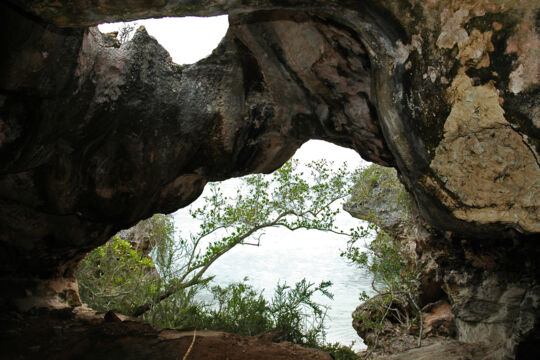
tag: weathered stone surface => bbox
[344,165,414,237]
[1,0,539,359]
[438,236,540,360]
[430,68,539,233]
[352,293,424,356]
[4,0,537,238]
[116,215,166,257]
[1,2,395,307]
[422,299,455,338]
[346,164,539,359]
[381,340,491,360]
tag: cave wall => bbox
[0,0,538,359]
[346,165,540,358]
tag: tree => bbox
[129,159,356,317]
[78,159,359,315]
[76,158,371,359]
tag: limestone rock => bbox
[344,165,414,237]
[421,299,455,338]
[381,340,491,360]
[116,215,170,257]
[352,293,419,355]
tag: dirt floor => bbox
[0,307,332,360]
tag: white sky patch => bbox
[98,16,229,65]
[293,140,368,170]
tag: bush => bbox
[197,280,273,336]
[76,235,158,313]
[157,278,333,346]
[342,224,421,350]
[173,278,361,359]
[269,279,332,346]
[320,342,363,360]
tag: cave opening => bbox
[97,15,229,65]
[75,139,375,351]
[2,6,422,356]
[177,140,374,350]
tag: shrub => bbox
[76,235,158,313]
[342,222,421,351]
[320,342,363,360]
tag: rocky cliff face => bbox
[1,1,538,359]
[346,165,540,359]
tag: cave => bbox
[0,1,538,359]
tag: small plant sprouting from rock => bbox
[343,227,421,349]
[118,22,138,44]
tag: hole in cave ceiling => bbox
[98,15,229,65]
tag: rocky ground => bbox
[0,307,332,360]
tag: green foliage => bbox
[344,228,416,296]
[269,279,333,346]
[320,342,363,360]
[77,158,367,356]
[195,280,273,336]
[76,235,158,313]
[78,159,356,318]
[142,285,206,329]
[347,164,412,221]
[180,278,333,347]
[149,214,177,280]
[77,214,174,314]
[148,159,356,308]
[159,278,361,358]
[342,224,421,350]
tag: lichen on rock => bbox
[430,71,540,233]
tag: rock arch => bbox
[1,1,538,359]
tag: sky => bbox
[98,16,229,64]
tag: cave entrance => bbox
[173,139,371,349]
[76,139,374,351]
